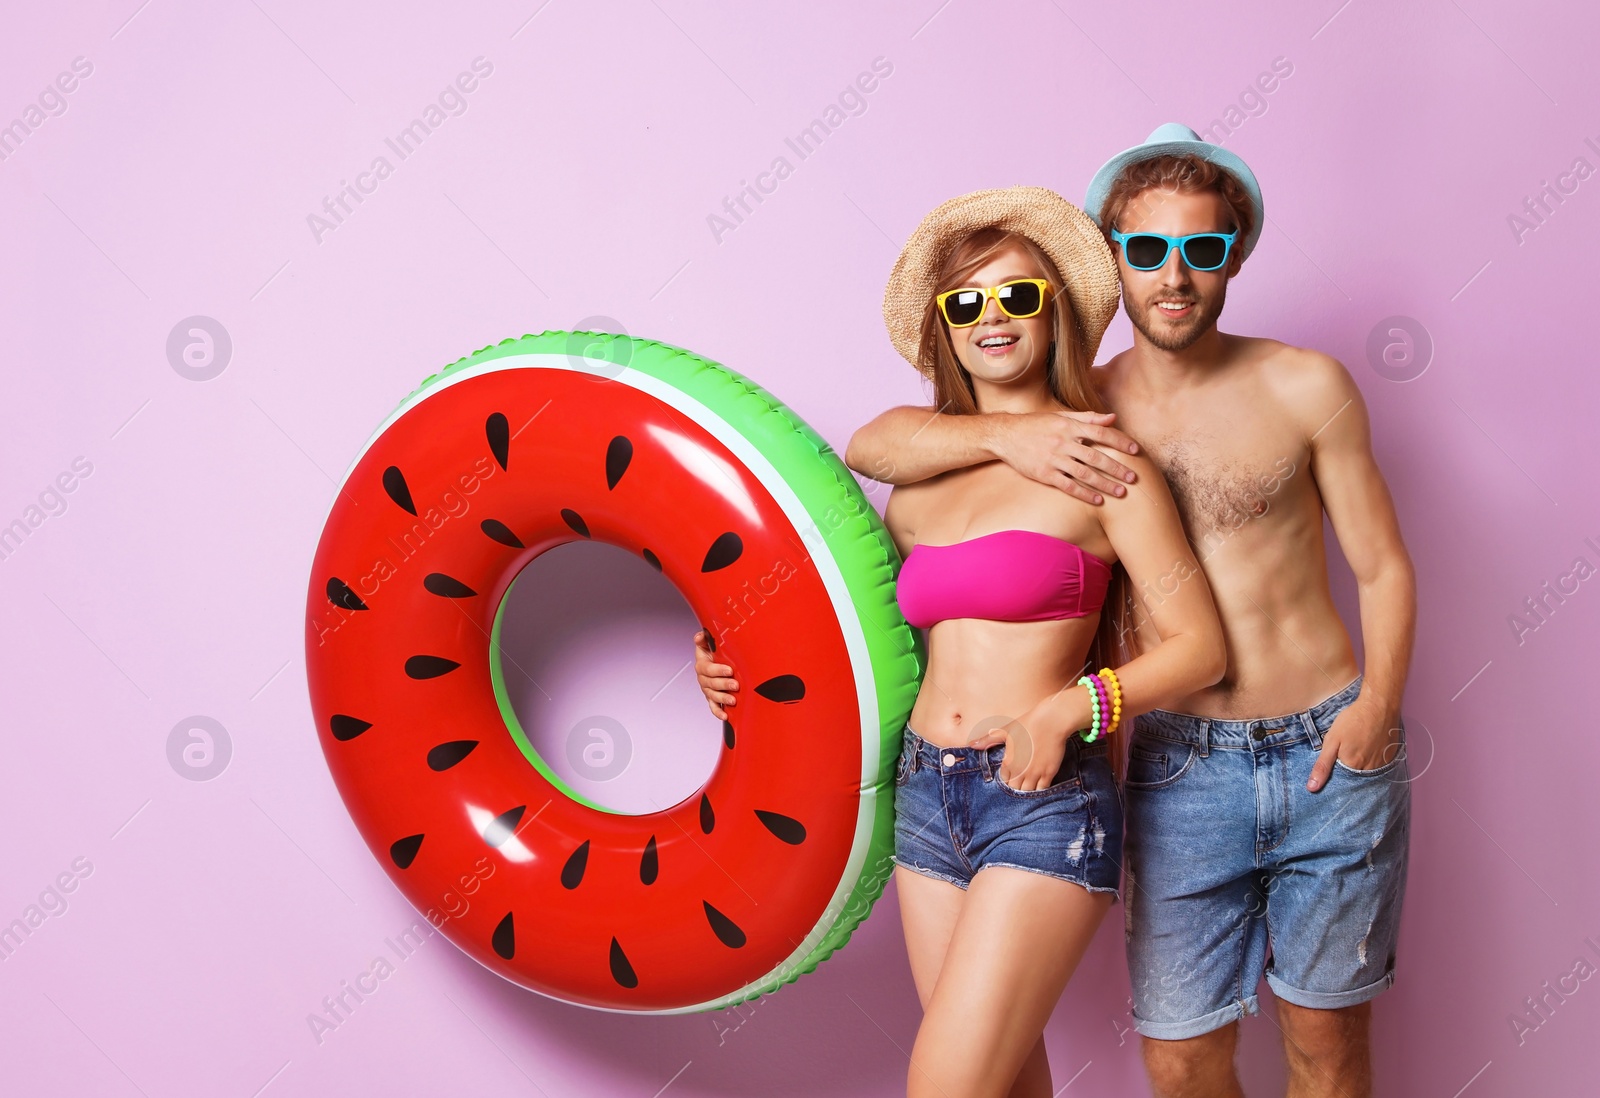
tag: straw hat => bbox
[882,185,1121,373]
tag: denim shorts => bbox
[891,722,1123,898]
[1123,675,1411,1040]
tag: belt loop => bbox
[906,727,921,773]
[978,745,994,781]
[1198,719,1211,758]
[1300,709,1322,749]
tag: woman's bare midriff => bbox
[905,614,1102,747]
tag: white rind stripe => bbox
[325,352,883,1015]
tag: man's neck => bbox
[1123,325,1230,392]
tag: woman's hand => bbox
[693,630,738,720]
[965,707,1074,792]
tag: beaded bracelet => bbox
[1091,674,1112,736]
[1097,666,1124,736]
[1077,674,1104,742]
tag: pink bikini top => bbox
[895,529,1113,629]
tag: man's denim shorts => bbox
[1123,675,1411,1040]
[891,722,1123,897]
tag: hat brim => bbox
[881,186,1121,373]
[1085,139,1265,260]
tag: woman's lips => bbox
[977,335,1020,356]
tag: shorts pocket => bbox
[894,745,913,787]
[991,758,1081,799]
[1124,738,1198,790]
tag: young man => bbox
[837,125,1415,1097]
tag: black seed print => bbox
[426,740,478,771]
[605,436,633,489]
[326,577,368,611]
[609,937,638,988]
[486,413,510,471]
[423,573,477,598]
[329,715,371,741]
[699,793,715,834]
[754,675,805,703]
[640,835,658,885]
[481,519,524,548]
[492,912,515,959]
[701,532,743,572]
[389,834,424,869]
[482,805,526,848]
[701,627,715,653]
[561,509,590,537]
[754,809,807,845]
[641,548,661,571]
[722,719,735,749]
[561,840,590,889]
[382,466,417,515]
[405,655,460,680]
[703,901,747,948]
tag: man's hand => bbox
[1307,694,1404,792]
[693,630,738,720]
[988,410,1142,505]
[845,404,1144,495]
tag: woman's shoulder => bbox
[1090,443,1178,532]
[1092,440,1167,488]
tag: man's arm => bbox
[1296,353,1417,791]
[843,404,1142,505]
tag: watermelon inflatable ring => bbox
[305,331,923,1013]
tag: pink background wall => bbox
[3,1,1596,1094]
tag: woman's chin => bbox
[965,355,1039,383]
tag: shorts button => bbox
[942,753,958,767]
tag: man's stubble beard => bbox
[1125,278,1229,352]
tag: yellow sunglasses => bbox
[934,278,1053,328]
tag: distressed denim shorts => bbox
[1123,675,1411,1040]
[891,723,1123,898]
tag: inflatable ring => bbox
[305,331,922,1013]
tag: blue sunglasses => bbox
[1111,229,1238,272]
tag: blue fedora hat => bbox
[1084,122,1265,261]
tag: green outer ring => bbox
[386,330,925,1007]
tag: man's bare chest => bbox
[1140,428,1310,548]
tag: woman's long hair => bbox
[916,227,1105,418]
[915,226,1141,776]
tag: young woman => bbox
[695,187,1225,1098]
